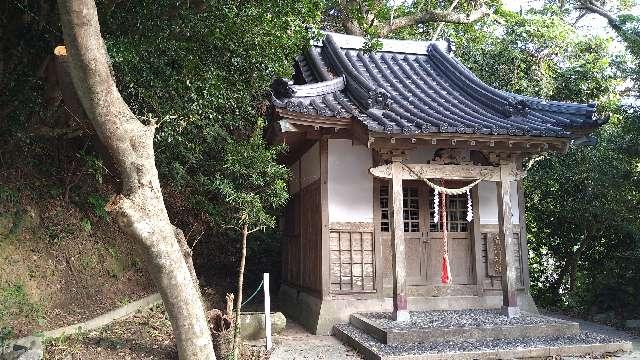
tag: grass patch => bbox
[0,281,43,328]
[105,245,126,279]
[0,326,13,347]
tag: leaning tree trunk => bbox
[232,224,249,360]
[56,1,216,359]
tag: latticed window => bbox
[380,186,390,232]
[403,187,420,232]
[330,231,375,292]
[379,185,420,233]
[429,189,469,232]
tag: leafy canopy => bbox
[98,0,323,230]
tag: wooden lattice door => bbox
[425,188,474,285]
[378,181,429,286]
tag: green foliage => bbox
[44,220,76,245]
[80,218,92,233]
[525,107,640,316]
[97,0,318,231]
[199,126,289,230]
[0,1,60,145]
[0,326,13,347]
[0,281,43,327]
[79,152,105,185]
[0,186,18,205]
[614,13,640,91]
[444,4,639,317]
[451,5,619,104]
[87,194,109,221]
[79,254,97,270]
[323,0,501,39]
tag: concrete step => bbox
[333,323,633,360]
[350,310,580,345]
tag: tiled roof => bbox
[271,32,603,138]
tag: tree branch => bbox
[248,226,264,234]
[339,0,365,36]
[380,4,491,36]
[574,1,617,24]
[431,0,461,41]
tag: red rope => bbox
[440,180,451,284]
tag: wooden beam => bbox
[390,160,409,321]
[369,163,526,182]
[320,139,330,299]
[372,180,385,300]
[516,162,531,291]
[472,186,484,296]
[497,162,519,317]
[369,132,569,147]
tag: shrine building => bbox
[266,32,603,335]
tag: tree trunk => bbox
[551,233,589,297]
[174,225,201,291]
[550,257,572,296]
[233,224,249,360]
[569,231,589,292]
[56,1,215,359]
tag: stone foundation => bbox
[350,310,579,344]
[278,284,539,335]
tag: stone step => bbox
[350,310,580,345]
[333,323,633,360]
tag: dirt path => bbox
[269,321,362,360]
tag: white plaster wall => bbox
[300,142,320,188]
[328,139,373,223]
[406,147,436,164]
[289,160,300,194]
[478,181,519,224]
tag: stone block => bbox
[0,337,43,360]
[239,312,286,340]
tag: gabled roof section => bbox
[271,32,603,138]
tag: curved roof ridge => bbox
[323,34,375,93]
[445,55,596,119]
[291,76,345,97]
[427,43,510,115]
[306,47,332,82]
[316,31,451,55]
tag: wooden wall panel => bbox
[299,181,323,292]
[329,223,376,294]
[282,194,300,285]
[282,180,322,293]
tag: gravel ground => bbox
[360,309,569,331]
[335,323,630,357]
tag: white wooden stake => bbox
[264,272,272,350]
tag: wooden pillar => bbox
[390,159,409,321]
[320,139,330,298]
[497,162,519,317]
[472,186,484,295]
[516,169,531,291]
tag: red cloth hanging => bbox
[441,254,451,284]
[440,183,452,284]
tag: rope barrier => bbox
[241,279,264,307]
[400,163,488,195]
